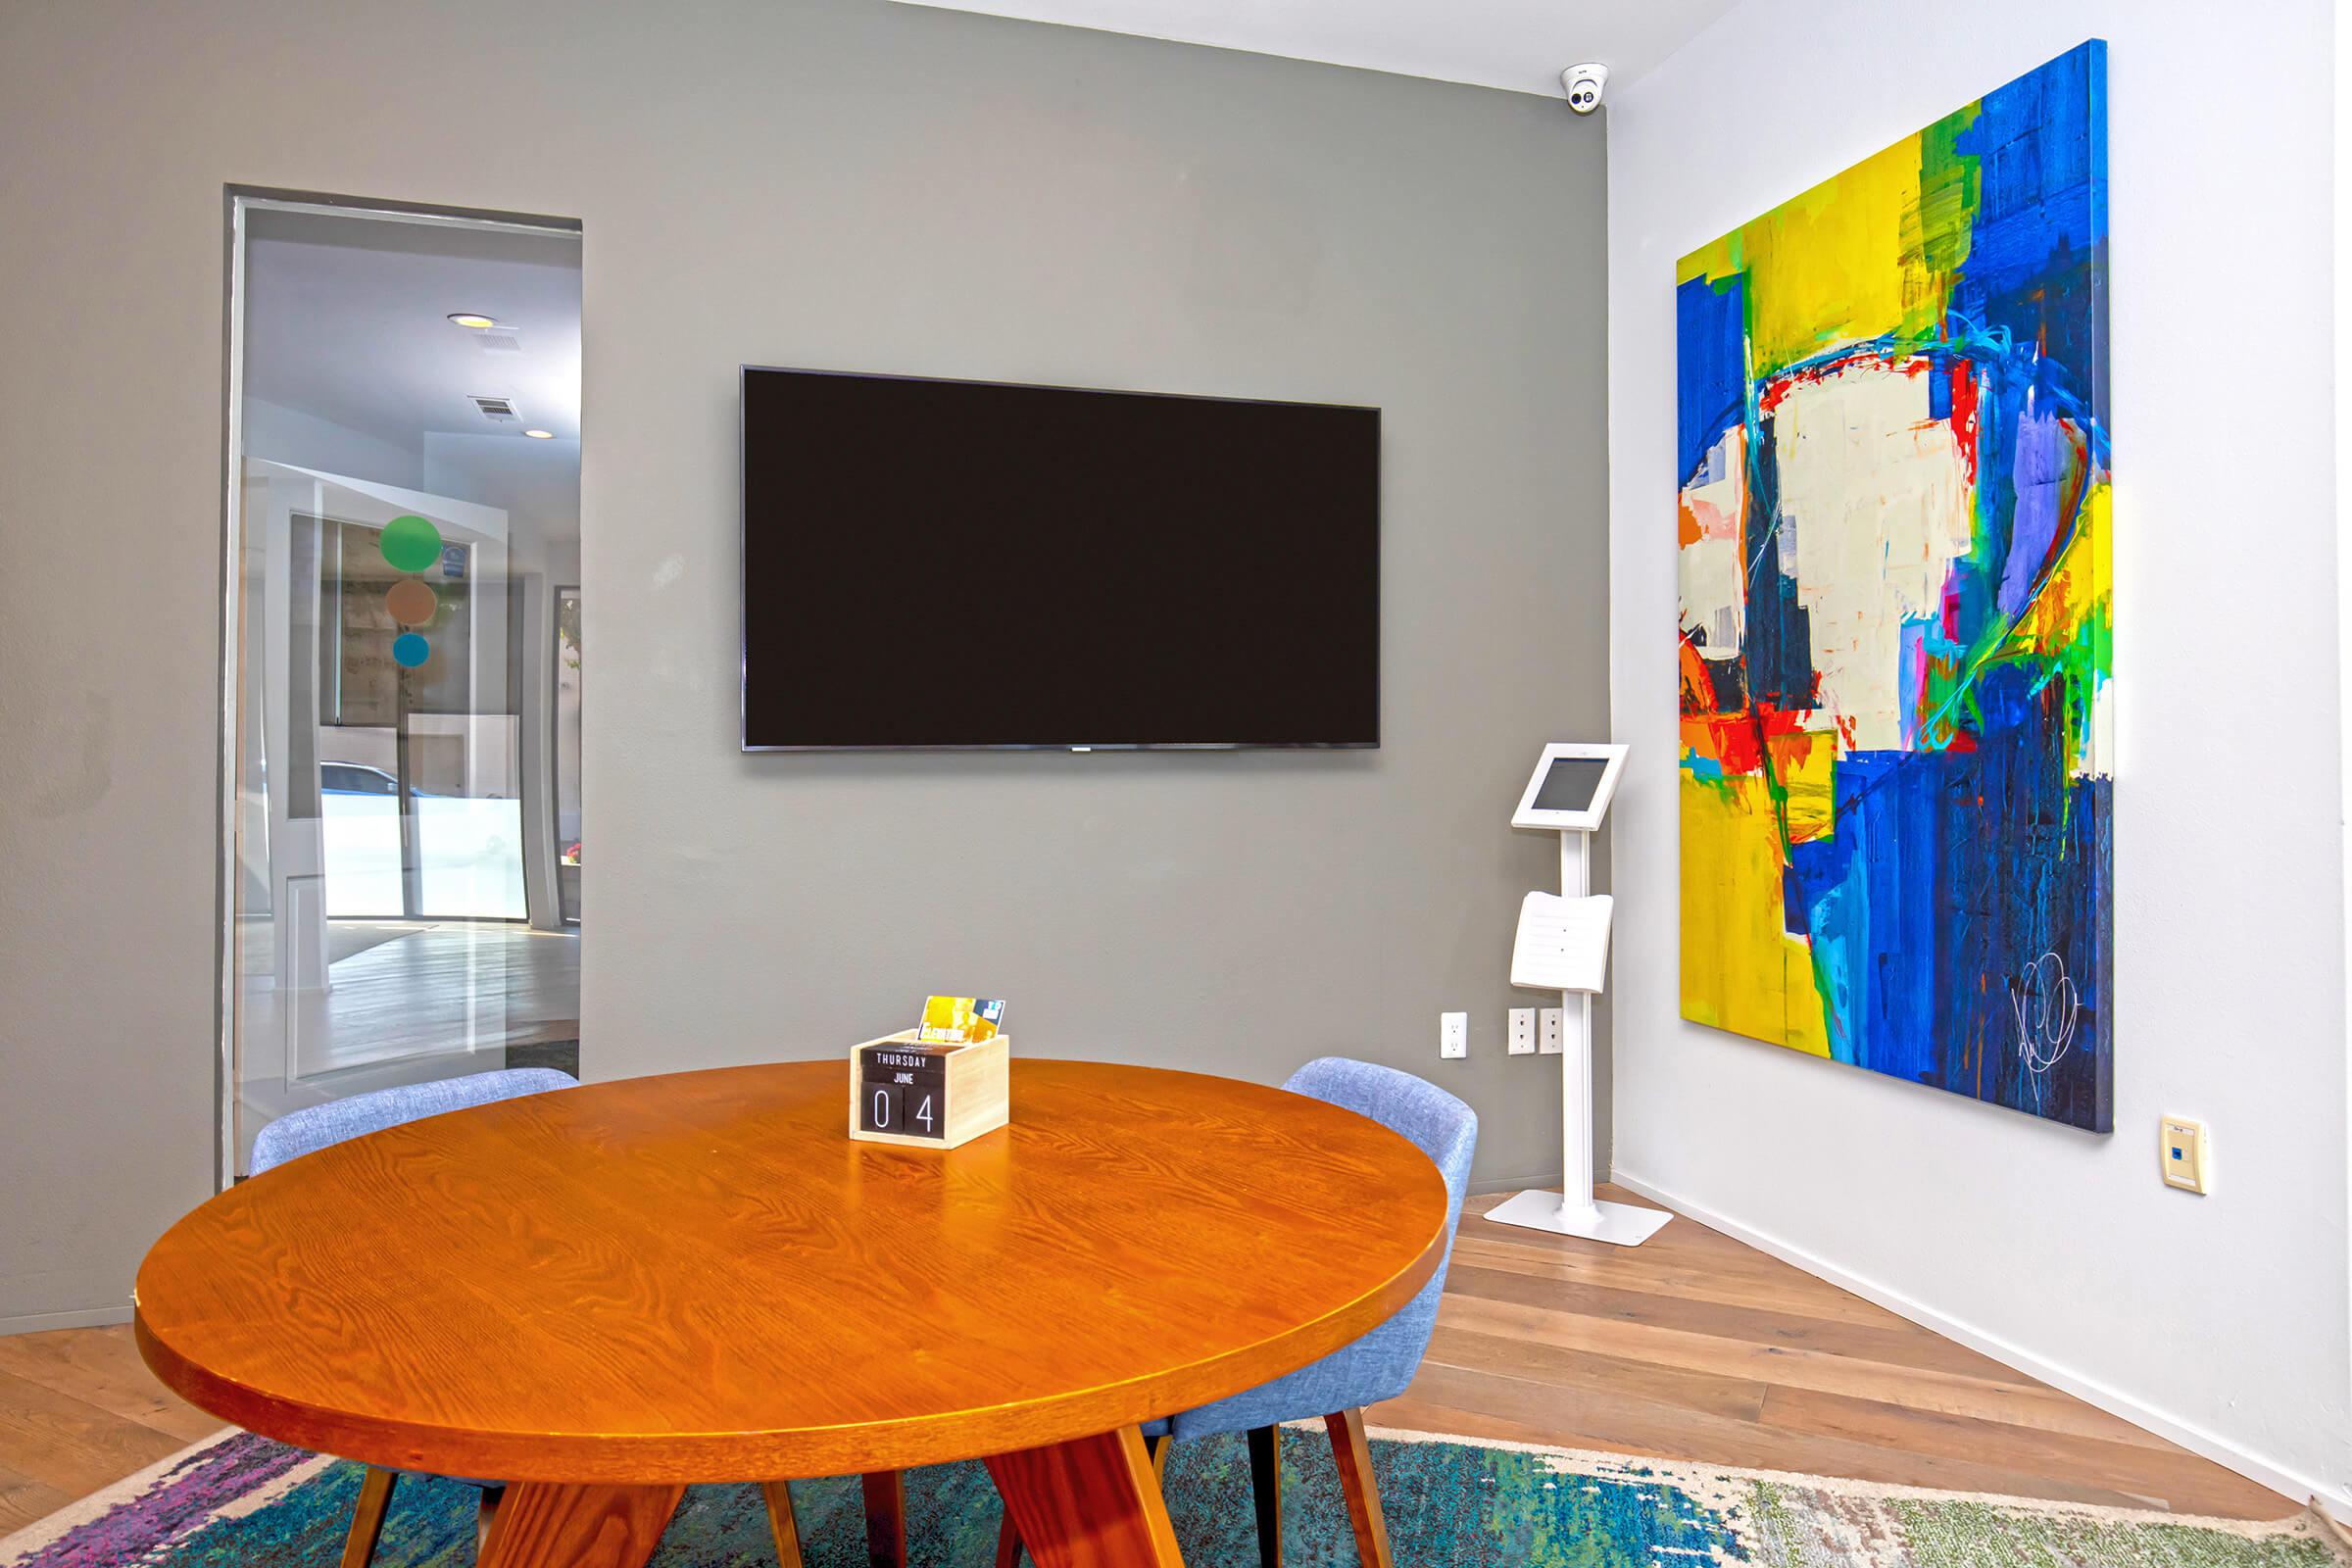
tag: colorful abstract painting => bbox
[1675,42,2112,1132]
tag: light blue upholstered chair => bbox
[997,1057,1478,1568]
[247,1068,578,1182]
[248,1069,599,1567]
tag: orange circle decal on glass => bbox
[385,579,437,626]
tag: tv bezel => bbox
[738,364,1382,754]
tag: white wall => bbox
[244,398,421,490]
[1607,0,2351,1514]
[2340,0,2352,1475]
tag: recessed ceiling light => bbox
[523,428,556,439]
[448,312,498,329]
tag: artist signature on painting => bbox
[2010,952,2080,1079]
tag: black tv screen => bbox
[741,368,1379,750]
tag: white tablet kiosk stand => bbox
[1486,743,1671,1248]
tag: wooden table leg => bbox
[861,1471,907,1568]
[985,1427,1185,1568]
[476,1482,683,1568]
[338,1465,395,1568]
[996,1433,1173,1568]
[760,1481,806,1568]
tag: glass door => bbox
[311,508,527,922]
[224,196,581,1176]
[235,463,521,1090]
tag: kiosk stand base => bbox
[1485,1188,1674,1248]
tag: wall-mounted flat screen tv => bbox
[741,367,1380,751]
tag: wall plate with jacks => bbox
[1538,1006,1564,1054]
[1507,1008,1537,1054]
[2160,1115,2210,1194]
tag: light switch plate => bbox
[1440,1011,1468,1059]
[1539,1007,1564,1054]
[2160,1115,2210,1194]
[1507,1008,1537,1055]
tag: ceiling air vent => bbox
[469,394,518,422]
[475,329,524,355]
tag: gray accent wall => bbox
[0,0,1608,1324]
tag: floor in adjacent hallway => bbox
[230,922,584,1171]
[0,1186,2297,1539]
[271,922,582,1075]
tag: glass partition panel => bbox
[226,198,580,1176]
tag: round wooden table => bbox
[135,1059,1449,1567]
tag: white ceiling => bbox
[891,0,1740,99]
[245,211,583,446]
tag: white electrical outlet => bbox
[1508,1008,1537,1054]
[1539,1006,1564,1054]
[1440,1011,1468,1059]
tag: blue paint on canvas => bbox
[1677,42,2113,1133]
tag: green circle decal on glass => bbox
[391,632,431,669]
[379,514,443,573]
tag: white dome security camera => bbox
[1562,62,1608,115]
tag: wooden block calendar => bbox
[847,1030,1010,1149]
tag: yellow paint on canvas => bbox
[1680,771,1831,1055]
[1773,727,1838,845]
[1678,131,1954,381]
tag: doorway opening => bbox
[220,193,583,1180]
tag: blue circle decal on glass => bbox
[391,632,431,669]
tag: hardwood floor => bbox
[1366,1187,2296,1520]
[0,1186,2296,1540]
[232,922,582,1173]
[0,1324,222,1534]
[270,922,582,1076]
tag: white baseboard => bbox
[0,1303,132,1337]
[1611,1167,2352,1525]
[1470,1171,1569,1197]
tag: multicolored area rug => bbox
[3,1424,2341,1567]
